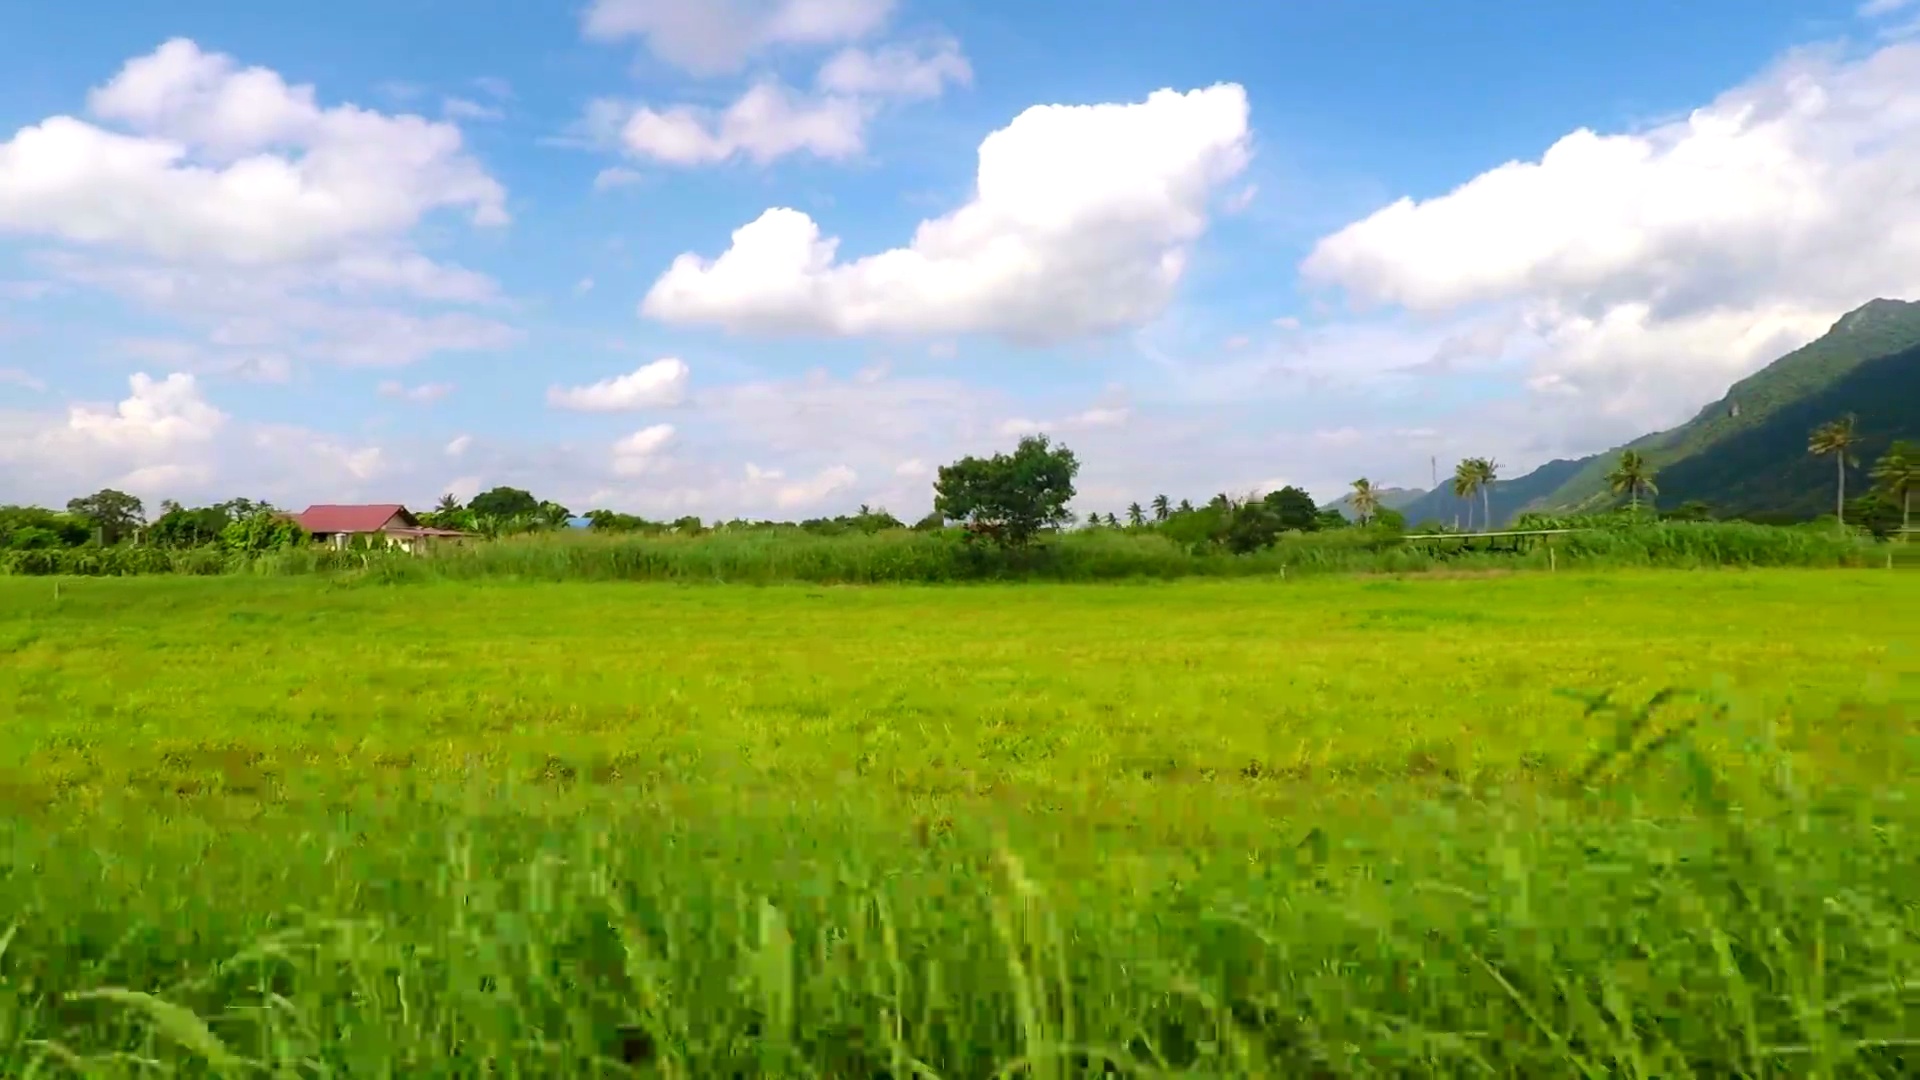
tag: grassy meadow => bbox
[0,569,1916,1075]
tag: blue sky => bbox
[3,0,1917,520]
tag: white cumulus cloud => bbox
[620,82,868,166]
[641,83,1252,342]
[0,38,506,265]
[612,423,677,475]
[548,357,691,411]
[0,39,515,381]
[1298,42,1920,430]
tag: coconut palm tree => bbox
[1472,457,1500,530]
[1348,478,1381,525]
[1151,494,1171,521]
[1452,459,1482,531]
[1606,450,1659,515]
[435,493,462,514]
[1870,440,1916,539]
[1126,502,1145,527]
[1808,415,1861,529]
[1176,498,1194,515]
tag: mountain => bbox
[1414,298,1920,527]
[1327,485,1427,521]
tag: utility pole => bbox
[1430,456,1437,492]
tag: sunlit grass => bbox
[0,570,1915,1074]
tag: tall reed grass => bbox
[0,520,1885,582]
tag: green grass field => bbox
[1,570,1916,1076]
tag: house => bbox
[292,504,469,553]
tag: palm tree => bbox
[1808,415,1860,529]
[1105,512,1120,527]
[1176,498,1194,515]
[1870,440,1916,539]
[1126,502,1145,527]
[435,493,462,514]
[1348,478,1381,525]
[1151,494,1171,521]
[1606,450,1658,515]
[1472,457,1500,530]
[1452,459,1481,531]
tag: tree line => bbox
[4,421,1912,558]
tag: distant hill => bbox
[1327,485,1427,521]
[1417,298,1920,527]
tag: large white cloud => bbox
[1,39,505,265]
[641,84,1253,342]
[0,39,515,381]
[582,0,894,75]
[1298,42,1920,432]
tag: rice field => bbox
[0,569,1916,1076]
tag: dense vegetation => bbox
[2,571,1914,1074]
[7,427,1908,583]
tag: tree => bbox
[149,503,232,548]
[1126,502,1145,527]
[536,500,574,529]
[222,510,305,553]
[1665,500,1714,523]
[1348,478,1380,525]
[1261,486,1320,531]
[1606,450,1659,515]
[1472,458,1500,530]
[66,489,145,544]
[1176,498,1194,515]
[1220,497,1280,554]
[1808,416,1860,530]
[435,493,463,515]
[1451,461,1481,531]
[468,486,539,520]
[1151,494,1170,521]
[1105,512,1119,527]
[933,434,1080,548]
[1870,440,1916,539]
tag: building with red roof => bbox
[292,504,469,552]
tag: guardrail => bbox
[1402,528,1587,542]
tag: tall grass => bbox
[2,571,1914,1073]
[0,520,1885,582]
[3,693,1916,1075]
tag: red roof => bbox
[294,504,416,534]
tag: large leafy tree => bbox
[66,488,145,544]
[468,486,539,520]
[149,504,232,548]
[1261,486,1320,532]
[1870,440,1916,538]
[1606,450,1659,515]
[933,434,1079,548]
[1808,415,1860,529]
